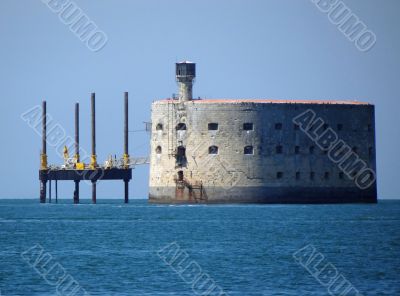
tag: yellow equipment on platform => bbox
[76,163,85,170]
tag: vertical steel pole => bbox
[74,180,79,204]
[92,181,97,204]
[91,93,97,203]
[40,101,47,203]
[91,93,96,160]
[75,102,80,162]
[124,180,129,204]
[124,92,128,157]
[42,101,47,156]
[124,93,129,203]
[49,180,51,203]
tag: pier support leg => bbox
[49,180,51,203]
[40,181,47,203]
[55,180,58,204]
[124,180,129,204]
[74,180,79,204]
[92,181,97,204]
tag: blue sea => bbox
[0,199,399,296]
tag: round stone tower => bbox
[149,63,377,203]
[176,61,195,101]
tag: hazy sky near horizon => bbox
[0,0,399,199]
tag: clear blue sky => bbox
[0,0,398,199]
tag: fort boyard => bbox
[149,62,377,204]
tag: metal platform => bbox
[39,92,134,204]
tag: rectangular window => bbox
[275,123,282,130]
[208,123,218,130]
[276,145,283,154]
[244,146,254,155]
[324,172,330,180]
[337,124,343,131]
[295,146,300,154]
[243,123,254,131]
[339,172,344,180]
[310,172,315,180]
[277,172,283,179]
[323,123,328,130]
[296,172,300,180]
[368,124,372,132]
[294,124,300,130]
[309,146,315,154]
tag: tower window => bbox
[368,124,372,132]
[156,123,163,131]
[295,146,300,154]
[155,146,162,154]
[209,146,218,154]
[294,124,300,130]
[309,146,315,154]
[310,172,315,180]
[208,123,218,131]
[337,124,343,131]
[176,123,186,130]
[277,172,283,179]
[324,172,330,180]
[296,172,300,180]
[244,146,254,155]
[276,145,283,154]
[275,123,282,130]
[352,146,358,154]
[243,123,254,131]
[323,123,328,130]
[339,172,344,180]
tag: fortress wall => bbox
[149,100,376,203]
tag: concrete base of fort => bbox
[149,186,377,204]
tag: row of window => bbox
[155,145,373,156]
[276,172,348,180]
[155,122,373,132]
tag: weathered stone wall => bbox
[149,100,376,203]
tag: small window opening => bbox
[208,123,218,131]
[275,123,282,130]
[243,123,254,131]
[176,123,186,130]
[244,146,254,155]
[156,123,163,131]
[276,145,283,154]
[209,146,218,154]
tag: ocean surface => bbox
[0,199,399,296]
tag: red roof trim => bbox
[154,98,371,105]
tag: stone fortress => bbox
[149,62,377,203]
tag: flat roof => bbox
[155,98,372,105]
